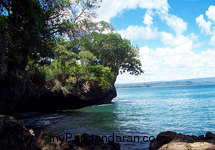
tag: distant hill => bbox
[115,77,215,88]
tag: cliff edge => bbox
[0,70,117,113]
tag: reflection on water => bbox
[16,84,215,150]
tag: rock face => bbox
[150,131,215,150]
[13,85,117,112]
[0,49,7,77]
[0,71,47,113]
[0,115,120,150]
[0,70,117,113]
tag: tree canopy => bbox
[0,0,100,71]
[79,32,143,76]
[0,0,143,91]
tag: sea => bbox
[16,84,215,149]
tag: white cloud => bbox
[116,44,215,83]
[160,14,187,34]
[118,14,188,43]
[160,32,194,48]
[138,0,169,11]
[210,35,215,46]
[96,0,187,39]
[143,12,153,26]
[93,0,215,83]
[206,5,215,22]
[196,5,215,47]
[196,14,212,35]
[118,25,159,40]
[116,30,215,83]
[96,0,169,22]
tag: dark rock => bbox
[0,49,7,77]
[191,135,198,141]
[149,131,177,150]
[36,131,70,150]
[0,115,121,150]
[206,131,215,140]
[173,134,196,143]
[0,70,117,113]
[73,133,101,146]
[150,131,215,150]
[156,131,177,143]
[13,85,116,112]
[197,135,205,140]
[0,72,46,113]
[0,115,39,150]
[149,140,164,150]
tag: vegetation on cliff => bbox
[0,0,143,95]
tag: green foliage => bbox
[33,38,114,90]
[89,65,114,89]
[39,61,114,90]
[63,64,114,90]
[80,31,144,76]
[1,0,143,92]
[26,61,47,84]
[1,0,57,70]
[79,51,96,65]
[92,21,115,33]
[0,0,100,71]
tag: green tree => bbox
[1,0,55,72]
[0,0,101,73]
[80,32,144,77]
[1,0,143,91]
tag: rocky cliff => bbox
[0,70,117,113]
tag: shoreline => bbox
[116,83,215,89]
[2,114,215,150]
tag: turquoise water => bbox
[19,84,215,149]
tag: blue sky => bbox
[95,0,215,83]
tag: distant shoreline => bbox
[116,83,215,89]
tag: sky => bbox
[94,0,215,83]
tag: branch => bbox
[73,6,88,24]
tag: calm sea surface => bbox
[18,84,215,149]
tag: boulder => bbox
[150,131,215,150]
[158,141,215,150]
[206,131,215,140]
[0,115,39,150]
[36,131,70,150]
[156,131,177,143]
